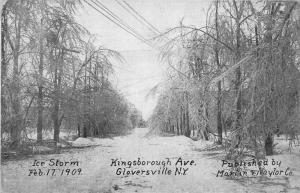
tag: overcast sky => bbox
[76,0,211,119]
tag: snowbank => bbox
[70,137,95,147]
[70,137,115,147]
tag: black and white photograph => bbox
[1,0,300,192]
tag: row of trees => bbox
[149,0,300,157]
[1,0,143,150]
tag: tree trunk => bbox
[265,134,273,155]
[262,4,276,155]
[217,81,222,144]
[83,125,87,138]
[176,117,179,135]
[82,62,89,137]
[1,2,7,78]
[233,0,243,147]
[77,123,80,137]
[53,97,59,142]
[53,50,63,143]
[11,6,22,148]
[1,2,8,142]
[185,102,190,137]
[183,106,186,135]
[37,19,44,143]
[204,103,209,141]
[215,0,223,145]
[180,106,183,135]
[53,66,60,142]
[192,126,195,137]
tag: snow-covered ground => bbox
[1,128,300,193]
